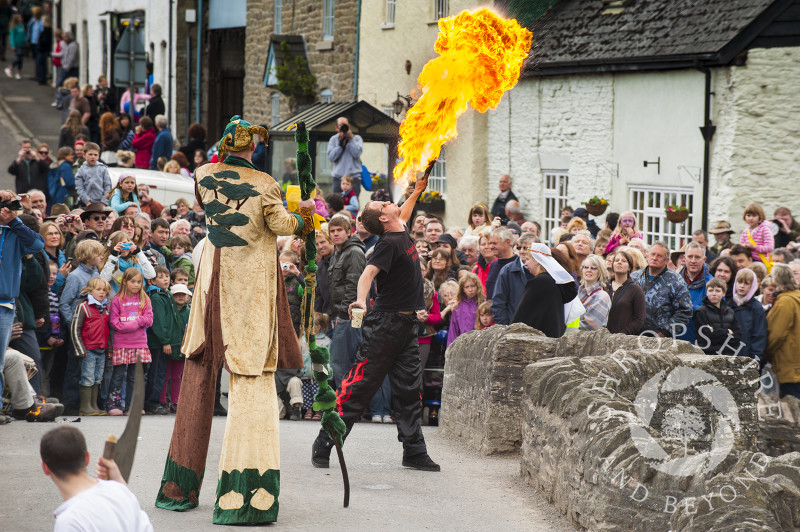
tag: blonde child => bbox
[605,211,642,254]
[730,268,767,364]
[475,300,496,330]
[301,312,331,420]
[71,278,112,416]
[446,272,484,347]
[107,269,153,415]
[438,280,459,324]
[100,230,156,295]
[107,173,140,215]
[739,203,775,265]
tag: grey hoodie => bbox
[75,160,111,205]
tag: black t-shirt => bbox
[369,229,425,312]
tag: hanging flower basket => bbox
[582,196,609,216]
[665,205,690,223]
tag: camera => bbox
[0,196,23,211]
[281,262,291,271]
[63,215,76,224]
[339,123,349,133]
[169,204,178,217]
[769,219,781,236]
[121,242,134,251]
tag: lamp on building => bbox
[643,157,661,174]
[392,92,413,116]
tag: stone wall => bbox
[440,325,699,454]
[244,0,359,128]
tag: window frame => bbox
[322,0,335,41]
[384,0,396,28]
[274,0,282,34]
[428,148,447,199]
[542,170,569,238]
[433,0,449,20]
[628,184,695,250]
[271,93,281,126]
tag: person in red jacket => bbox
[70,277,112,416]
[131,116,156,169]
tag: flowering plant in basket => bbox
[582,196,609,216]
[665,204,690,223]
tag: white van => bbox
[107,167,195,206]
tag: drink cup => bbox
[351,308,365,328]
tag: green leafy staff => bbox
[293,121,350,507]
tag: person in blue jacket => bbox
[675,242,713,343]
[107,173,140,215]
[0,189,45,390]
[48,147,76,206]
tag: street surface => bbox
[1,414,574,531]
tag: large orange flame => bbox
[393,8,532,185]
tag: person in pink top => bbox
[131,116,156,169]
[739,203,775,265]
[107,268,153,415]
[605,211,643,254]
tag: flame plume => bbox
[393,8,532,185]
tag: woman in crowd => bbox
[39,221,71,294]
[710,256,738,300]
[426,248,457,292]
[578,254,611,330]
[605,250,646,334]
[192,149,208,175]
[765,264,800,399]
[132,116,156,169]
[48,146,75,206]
[58,109,90,149]
[118,113,135,151]
[171,152,192,178]
[99,111,122,165]
[566,217,587,235]
[81,84,101,144]
[512,243,579,338]
[109,215,137,241]
[554,240,580,282]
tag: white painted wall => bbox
[56,0,177,129]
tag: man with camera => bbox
[326,117,363,195]
[8,139,50,198]
[0,190,45,391]
[773,207,800,249]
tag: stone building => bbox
[357,0,495,227]
[490,0,800,249]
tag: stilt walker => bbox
[155,116,314,525]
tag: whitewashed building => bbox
[490,0,800,248]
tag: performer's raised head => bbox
[216,115,268,160]
[360,200,401,236]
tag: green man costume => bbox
[156,116,313,524]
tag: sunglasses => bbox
[39,151,49,155]
[91,215,108,222]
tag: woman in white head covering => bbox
[512,243,583,337]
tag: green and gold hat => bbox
[216,115,268,157]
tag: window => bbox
[271,93,280,126]
[263,45,278,86]
[433,0,449,19]
[629,185,694,250]
[322,0,335,40]
[274,0,282,34]
[428,149,447,198]
[385,0,396,26]
[320,88,333,103]
[543,171,569,238]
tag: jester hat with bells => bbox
[216,115,268,158]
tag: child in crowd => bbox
[475,300,496,330]
[340,174,358,218]
[59,240,106,326]
[605,211,642,254]
[757,274,776,313]
[101,231,157,295]
[730,269,768,364]
[438,280,459,324]
[74,142,112,207]
[144,266,179,415]
[301,312,331,421]
[170,267,190,289]
[418,279,442,371]
[693,278,742,356]
[739,202,775,266]
[169,235,195,290]
[463,203,492,237]
[39,261,65,396]
[108,269,153,415]
[40,426,153,532]
[71,278,111,416]
[446,272,484,347]
[107,173,140,215]
[161,284,191,413]
[280,251,304,335]
[49,146,76,206]
[5,15,24,79]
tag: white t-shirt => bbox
[54,479,153,532]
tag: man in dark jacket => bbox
[631,241,693,338]
[490,174,518,219]
[491,232,538,324]
[145,84,165,120]
[9,139,50,197]
[327,215,365,386]
[675,242,713,343]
